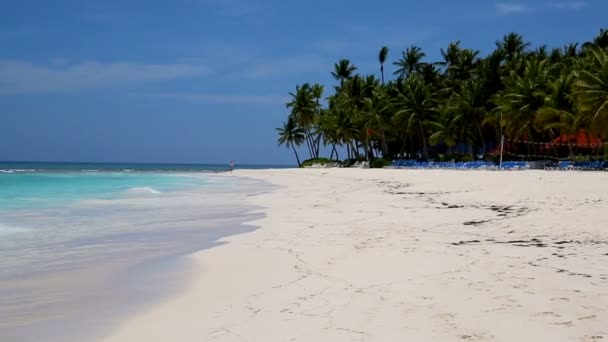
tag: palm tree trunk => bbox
[350,140,359,159]
[291,144,301,167]
[380,130,389,157]
[476,122,486,153]
[364,132,370,161]
[418,120,429,160]
[330,144,338,160]
[304,132,314,159]
[314,134,321,158]
[381,65,385,85]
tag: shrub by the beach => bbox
[300,158,334,168]
[371,158,391,168]
[341,157,367,167]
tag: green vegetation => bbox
[277,29,608,165]
[371,158,391,169]
[300,158,334,168]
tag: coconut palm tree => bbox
[331,59,357,87]
[440,41,461,75]
[286,83,317,158]
[583,28,608,51]
[276,116,306,167]
[451,79,489,153]
[393,74,441,159]
[572,46,608,137]
[378,46,390,85]
[310,83,325,156]
[393,45,426,79]
[278,27,608,163]
[496,32,530,63]
[362,86,392,156]
[495,59,551,143]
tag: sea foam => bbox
[1,169,37,173]
[0,223,31,235]
[126,186,162,194]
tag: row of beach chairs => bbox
[388,160,506,170]
[388,159,608,171]
[548,160,608,171]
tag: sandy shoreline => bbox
[102,169,608,342]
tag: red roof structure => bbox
[547,130,603,147]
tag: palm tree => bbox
[362,86,392,157]
[310,83,325,157]
[535,74,579,155]
[335,75,368,159]
[440,40,461,74]
[496,32,530,63]
[451,79,489,153]
[286,84,317,158]
[572,46,608,137]
[393,45,426,79]
[278,27,607,163]
[276,116,306,167]
[429,111,460,155]
[331,59,357,87]
[378,46,390,85]
[393,74,442,159]
[495,59,551,149]
[583,28,608,51]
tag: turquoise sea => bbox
[0,161,286,210]
[0,161,276,341]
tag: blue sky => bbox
[0,0,606,165]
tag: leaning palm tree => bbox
[331,59,357,87]
[286,83,317,158]
[276,116,306,167]
[378,46,390,85]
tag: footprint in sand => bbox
[533,312,561,318]
[551,297,570,302]
[554,321,575,327]
[459,332,494,340]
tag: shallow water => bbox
[0,169,267,341]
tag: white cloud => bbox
[495,3,533,15]
[548,1,588,10]
[154,92,285,105]
[0,60,208,94]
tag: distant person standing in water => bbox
[229,160,235,172]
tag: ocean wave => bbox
[0,169,37,173]
[126,187,162,194]
[122,169,135,172]
[81,169,100,172]
[0,223,32,235]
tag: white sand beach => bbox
[102,169,608,342]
